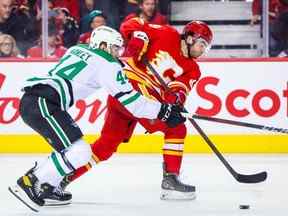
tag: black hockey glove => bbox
[158,104,186,128]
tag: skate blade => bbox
[160,189,196,200]
[44,199,72,206]
[8,185,40,212]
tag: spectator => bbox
[269,11,288,56]
[0,33,22,57]
[88,0,125,30]
[48,0,58,18]
[124,0,138,16]
[0,0,12,23]
[49,0,80,23]
[250,0,288,25]
[157,0,171,16]
[79,0,119,33]
[0,0,40,56]
[79,4,106,34]
[278,0,288,14]
[54,7,80,48]
[79,10,106,43]
[27,32,67,58]
[251,0,288,57]
[16,0,42,21]
[48,0,53,10]
[80,0,127,30]
[123,0,168,25]
[79,0,97,21]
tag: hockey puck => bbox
[239,205,250,209]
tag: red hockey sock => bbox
[68,163,92,182]
[162,138,184,175]
[163,154,182,175]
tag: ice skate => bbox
[160,163,196,200]
[42,183,72,206]
[8,164,45,212]
[43,174,72,206]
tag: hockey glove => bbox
[158,103,186,128]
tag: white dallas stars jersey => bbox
[24,44,160,119]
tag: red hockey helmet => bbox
[182,21,213,46]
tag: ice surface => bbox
[1,154,287,216]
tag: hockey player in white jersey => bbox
[8,26,186,212]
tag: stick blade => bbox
[236,171,267,183]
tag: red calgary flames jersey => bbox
[120,18,201,101]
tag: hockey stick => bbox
[181,114,288,134]
[143,58,267,184]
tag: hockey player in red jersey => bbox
[118,18,213,200]
[49,19,213,203]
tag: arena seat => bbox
[170,1,263,57]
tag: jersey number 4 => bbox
[49,55,87,80]
[116,71,128,85]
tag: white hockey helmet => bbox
[89,26,124,54]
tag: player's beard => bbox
[189,49,202,58]
[180,40,189,58]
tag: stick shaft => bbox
[144,58,267,183]
[181,113,288,134]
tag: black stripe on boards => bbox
[171,20,251,25]
[172,0,207,1]
[114,90,133,99]
[172,0,245,1]
[63,78,74,107]
[211,44,258,50]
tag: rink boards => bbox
[0,58,288,153]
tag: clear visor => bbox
[194,37,211,53]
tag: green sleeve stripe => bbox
[51,152,66,176]
[27,77,47,82]
[121,92,141,106]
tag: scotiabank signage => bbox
[196,76,285,118]
[0,60,287,134]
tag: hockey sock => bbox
[34,152,71,186]
[162,140,184,174]
[34,139,92,186]
[68,162,92,182]
[66,150,101,182]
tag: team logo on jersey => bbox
[149,50,183,82]
[189,79,197,89]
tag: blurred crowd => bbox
[0,0,169,58]
[0,0,287,58]
[251,0,288,57]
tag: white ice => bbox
[1,154,287,216]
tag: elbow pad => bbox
[122,31,149,61]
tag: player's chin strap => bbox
[143,57,267,184]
